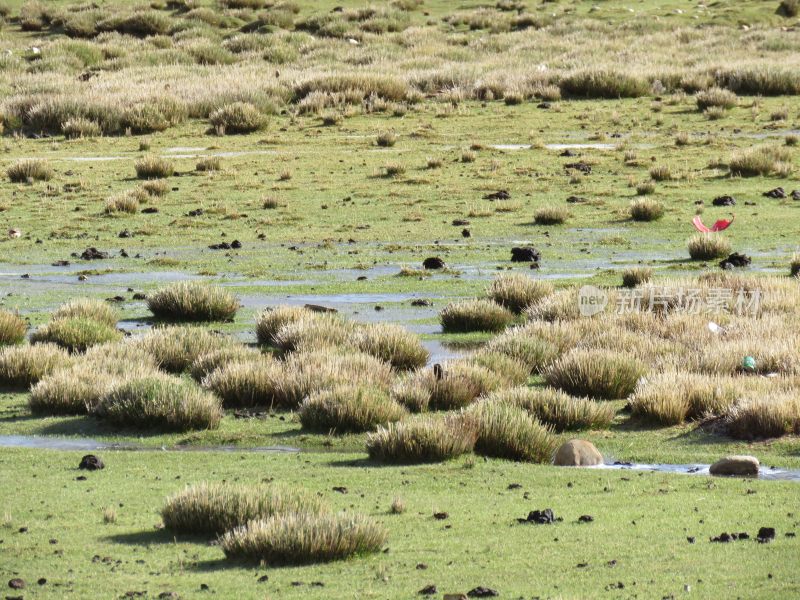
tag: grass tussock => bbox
[426,362,504,410]
[488,387,615,431]
[687,234,731,260]
[134,155,174,179]
[0,311,27,346]
[533,206,569,225]
[352,323,429,370]
[52,298,118,328]
[629,198,664,222]
[209,102,266,134]
[724,394,800,440]
[485,329,561,374]
[220,512,387,565]
[104,189,144,214]
[695,87,737,111]
[255,305,311,346]
[466,399,558,462]
[299,385,408,433]
[729,146,793,177]
[201,358,282,408]
[440,299,514,333]
[7,159,54,183]
[488,274,553,314]
[366,414,477,463]
[189,346,262,381]
[95,374,222,431]
[134,326,236,373]
[147,281,238,322]
[469,351,530,386]
[560,70,649,99]
[162,482,325,536]
[31,317,122,353]
[630,372,741,425]
[390,374,432,413]
[545,349,645,400]
[621,267,653,288]
[0,343,72,389]
[62,117,102,139]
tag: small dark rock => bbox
[578,515,594,523]
[79,454,104,470]
[410,299,432,307]
[566,195,587,203]
[230,240,242,249]
[132,293,147,300]
[8,579,25,590]
[356,276,367,281]
[712,195,736,207]
[418,584,437,595]
[257,576,269,583]
[791,190,800,201]
[519,509,557,524]
[507,483,522,490]
[332,486,348,494]
[209,242,231,250]
[511,247,540,263]
[483,190,510,201]
[763,187,786,199]
[719,252,751,270]
[118,229,132,239]
[687,536,695,544]
[433,512,449,520]
[467,587,498,598]
[461,228,471,238]
[141,207,158,214]
[51,260,70,267]
[757,527,776,543]
[423,257,445,270]
[187,209,204,217]
[537,102,551,109]
[452,219,470,226]
[559,149,576,157]
[37,578,46,585]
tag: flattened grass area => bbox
[1,447,798,599]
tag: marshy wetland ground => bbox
[1,0,800,598]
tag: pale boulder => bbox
[553,439,603,466]
[709,455,759,477]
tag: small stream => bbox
[1,435,798,480]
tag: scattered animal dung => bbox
[419,584,437,595]
[209,240,241,250]
[710,532,749,543]
[719,252,751,269]
[423,257,445,270]
[564,161,591,174]
[566,195,587,203]
[461,228,471,238]
[757,527,776,543]
[518,508,559,525]
[410,299,432,307]
[467,587,499,598]
[763,187,786,199]
[510,247,541,263]
[78,454,104,470]
[452,219,470,226]
[578,515,594,523]
[712,195,736,206]
[483,190,510,201]
[433,512,449,520]
[78,247,108,260]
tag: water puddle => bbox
[0,435,299,453]
[595,462,800,482]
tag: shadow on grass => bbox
[107,529,188,546]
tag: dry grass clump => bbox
[488,274,553,314]
[560,70,649,99]
[104,189,144,214]
[629,198,664,222]
[533,207,569,225]
[255,305,311,346]
[466,400,557,462]
[545,349,645,400]
[7,159,54,183]
[147,281,238,322]
[687,234,731,260]
[695,87,737,111]
[134,155,174,179]
[31,317,122,353]
[271,315,355,353]
[366,414,477,463]
[621,267,653,288]
[271,350,394,409]
[485,332,560,374]
[724,394,800,440]
[694,339,800,376]
[220,512,387,565]
[469,351,529,386]
[526,289,587,322]
[29,359,156,416]
[62,117,102,139]
[209,102,266,134]
[728,146,793,177]
[0,310,27,346]
[162,481,325,536]
[390,374,432,413]
[52,298,118,328]
[421,362,501,410]
[202,358,283,408]
[134,326,235,373]
[95,374,222,431]
[376,131,397,147]
[299,385,407,433]
[0,343,72,389]
[196,156,222,172]
[488,387,614,431]
[791,253,800,277]
[189,346,262,381]
[636,181,656,195]
[629,372,741,425]
[440,299,514,333]
[648,165,672,182]
[140,179,169,197]
[352,323,429,370]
